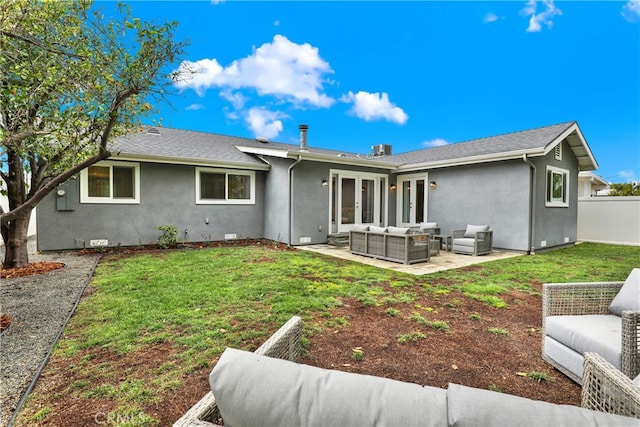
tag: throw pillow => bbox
[368,225,388,234]
[387,226,410,235]
[609,268,640,317]
[464,224,489,238]
[351,224,369,232]
[420,222,439,230]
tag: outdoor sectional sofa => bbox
[349,225,430,264]
[176,316,638,426]
[542,268,640,385]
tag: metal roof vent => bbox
[146,127,161,135]
[256,137,269,144]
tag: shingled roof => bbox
[108,121,597,171]
[389,121,597,171]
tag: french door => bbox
[397,174,427,227]
[330,171,388,233]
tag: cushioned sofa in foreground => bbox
[207,348,637,426]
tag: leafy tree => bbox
[609,182,640,196]
[0,0,186,268]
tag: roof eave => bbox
[542,122,598,171]
[110,153,271,171]
[396,149,546,172]
[237,145,399,169]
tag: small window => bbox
[546,166,569,207]
[80,161,140,204]
[554,144,562,161]
[196,167,255,204]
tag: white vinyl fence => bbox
[577,196,640,246]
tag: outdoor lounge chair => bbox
[582,352,640,418]
[542,269,640,385]
[451,224,493,256]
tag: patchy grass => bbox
[15,242,640,425]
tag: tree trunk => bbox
[2,206,32,269]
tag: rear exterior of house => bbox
[36,122,596,254]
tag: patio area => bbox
[298,244,524,275]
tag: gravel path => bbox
[0,242,100,426]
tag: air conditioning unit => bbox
[372,144,392,157]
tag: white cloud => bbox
[185,103,205,111]
[622,0,640,22]
[245,108,288,139]
[173,35,334,108]
[520,0,562,32]
[618,170,638,182]
[422,138,450,148]
[341,91,408,125]
[219,89,247,110]
[484,13,499,24]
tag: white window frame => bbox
[196,167,255,205]
[546,166,569,208]
[80,160,140,204]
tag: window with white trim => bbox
[80,161,140,204]
[196,167,255,204]
[546,166,569,207]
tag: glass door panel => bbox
[341,178,355,225]
[402,181,411,223]
[416,179,425,224]
[361,179,375,224]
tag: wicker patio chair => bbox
[451,225,492,256]
[542,281,640,384]
[582,352,640,419]
[173,316,302,427]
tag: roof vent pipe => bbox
[299,124,309,152]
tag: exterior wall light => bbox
[429,181,437,189]
[321,179,328,187]
[390,184,397,191]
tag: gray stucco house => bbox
[37,121,597,254]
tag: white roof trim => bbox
[237,145,398,170]
[110,153,271,171]
[397,148,547,172]
[542,123,598,170]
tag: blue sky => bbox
[107,1,639,184]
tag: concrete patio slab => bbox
[297,245,525,275]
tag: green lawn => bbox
[19,242,640,425]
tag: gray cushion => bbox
[368,225,387,234]
[351,224,369,232]
[420,222,439,230]
[452,237,475,247]
[609,268,640,317]
[447,383,638,426]
[544,336,585,380]
[463,224,489,238]
[387,226,410,235]
[210,348,448,427]
[545,315,622,370]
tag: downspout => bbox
[288,156,303,246]
[523,154,536,254]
